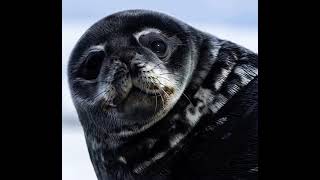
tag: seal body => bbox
[68,9,258,180]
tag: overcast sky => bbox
[63,0,257,27]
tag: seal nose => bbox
[111,49,142,76]
[113,50,136,66]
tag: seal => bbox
[68,9,258,180]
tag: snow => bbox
[63,128,97,180]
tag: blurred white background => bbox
[62,1,258,179]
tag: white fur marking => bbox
[88,44,105,52]
[234,65,258,85]
[118,156,127,164]
[133,152,166,174]
[185,87,213,126]
[169,133,185,147]
[211,48,220,58]
[133,28,162,40]
[91,139,102,150]
[249,167,258,172]
[227,84,241,96]
[185,104,202,126]
[194,87,214,102]
[216,117,228,126]
[214,68,232,91]
[209,94,228,114]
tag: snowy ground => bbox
[62,22,257,180]
[63,128,97,180]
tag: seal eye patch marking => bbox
[133,28,162,40]
[134,28,172,59]
[78,48,105,80]
[117,156,127,164]
[139,34,169,58]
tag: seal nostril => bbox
[129,62,144,77]
[119,50,136,65]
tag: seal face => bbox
[68,9,258,180]
[68,11,194,135]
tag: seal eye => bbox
[149,40,167,57]
[80,51,105,80]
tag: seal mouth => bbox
[104,85,158,109]
[131,86,159,96]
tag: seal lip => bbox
[103,85,158,110]
[130,86,158,96]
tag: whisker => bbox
[156,78,193,106]
[181,92,193,106]
[147,62,164,72]
[154,92,158,115]
[155,76,172,82]
[152,80,174,112]
[93,89,107,101]
[137,78,145,97]
[158,91,165,110]
[150,79,165,110]
[146,77,153,93]
[148,79,159,116]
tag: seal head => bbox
[68,10,195,136]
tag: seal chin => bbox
[121,86,161,112]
